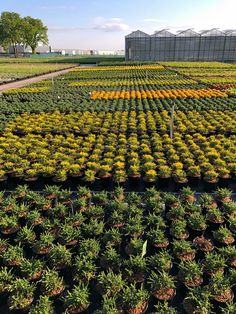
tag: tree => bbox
[0,12,24,57]
[23,16,48,54]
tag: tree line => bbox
[0,11,48,57]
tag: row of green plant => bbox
[0,63,75,84]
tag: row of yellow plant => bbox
[69,78,197,87]
[71,65,164,72]
[91,88,228,100]
[6,110,236,135]
[4,87,49,94]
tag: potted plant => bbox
[178,260,203,287]
[203,170,219,184]
[96,271,124,297]
[40,268,65,298]
[81,219,104,237]
[173,240,196,261]
[163,193,180,209]
[15,226,36,245]
[26,210,44,226]
[73,256,97,283]
[147,228,169,248]
[78,238,100,259]
[29,295,55,314]
[209,272,234,303]
[77,186,92,201]
[0,214,20,235]
[213,226,234,245]
[173,169,188,184]
[193,235,214,252]
[123,218,144,238]
[20,258,45,281]
[183,286,212,314]
[0,267,14,293]
[148,270,176,301]
[49,244,72,269]
[121,284,149,314]
[170,219,189,239]
[147,250,173,272]
[44,185,61,200]
[152,302,177,314]
[8,278,35,311]
[114,186,125,202]
[85,205,105,220]
[180,187,196,203]
[166,205,185,221]
[63,283,90,314]
[206,207,224,224]
[108,210,125,228]
[199,193,217,209]
[143,169,157,183]
[102,228,122,247]
[95,296,123,314]
[125,238,146,255]
[13,203,30,218]
[215,188,232,203]
[32,232,55,255]
[202,252,226,275]
[2,244,24,266]
[187,212,207,232]
[124,255,147,283]
[219,302,236,314]
[100,247,122,271]
[65,212,85,227]
[93,191,108,206]
[219,246,236,267]
[58,224,80,246]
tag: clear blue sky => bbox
[1,0,235,50]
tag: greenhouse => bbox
[125,28,236,61]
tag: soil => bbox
[126,301,148,314]
[153,288,176,300]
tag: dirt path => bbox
[0,66,79,92]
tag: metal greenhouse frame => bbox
[125,28,236,61]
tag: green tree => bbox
[0,11,24,57]
[23,16,48,54]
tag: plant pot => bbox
[188,176,201,187]
[182,299,198,314]
[65,303,90,314]
[7,296,34,312]
[152,288,176,301]
[125,271,146,283]
[204,180,219,192]
[192,236,214,252]
[178,272,203,287]
[41,284,65,298]
[176,251,195,261]
[153,239,169,248]
[213,290,234,303]
[126,300,148,314]
[0,225,20,235]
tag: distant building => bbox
[125,28,236,61]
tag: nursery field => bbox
[0,63,77,84]
[0,62,235,313]
[0,63,235,191]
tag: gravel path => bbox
[0,66,79,92]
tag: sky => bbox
[1,0,236,50]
